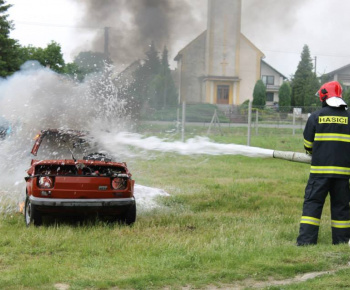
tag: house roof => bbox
[325,63,350,76]
[261,59,288,80]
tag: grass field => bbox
[1,128,350,289]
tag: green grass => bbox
[1,129,350,289]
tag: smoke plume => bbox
[74,0,205,69]
[73,0,313,72]
[243,0,309,33]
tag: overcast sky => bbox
[6,0,350,78]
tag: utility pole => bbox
[247,100,252,146]
[314,56,317,74]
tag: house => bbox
[324,64,350,91]
[261,60,287,105]
[174,0,287,106]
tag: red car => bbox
[24,129,136,226]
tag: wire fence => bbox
[138,101,320,144]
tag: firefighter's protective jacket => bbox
[304,104,350,178]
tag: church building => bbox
[174,0,286,106]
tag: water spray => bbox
[95,131,312,164]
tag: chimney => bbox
[104,27,110,57]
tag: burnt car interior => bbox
[35,164,127,177]
[36,131,93,160]
[35,130,112,160]
[32,130,124,177]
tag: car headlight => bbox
[111,177,127,190]
[38,176,54,189]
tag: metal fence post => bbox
[247,100,252,146]
[176,106,180,134]
[293,108,296,136]
[181,101,186,142]
[255,109,259,135]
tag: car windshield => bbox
[35,131,99,160]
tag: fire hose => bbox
[273,150,311,164]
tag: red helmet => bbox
[316,81,343,102]
[316,81,346,107]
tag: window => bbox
[217,85,229,104]
[266,92,274,102]
[262,75,275,86]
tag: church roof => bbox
[174,31,265,61]
[174,31,206,61]
[240,34,265,58]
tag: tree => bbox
[0,0,21,77]
[143,41,161,76]
[122,42,178,119]
[291,45,319,109]
[42,41,65,72]
[128,42,161,108]
[63,62,82,80]
[252,80,266,108]
[17,45,36,65]
[64,51,112,81]
[278,82,292,113]
[161,46,178,107]
[18,41,65,73]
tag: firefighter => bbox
[297,81,350,246]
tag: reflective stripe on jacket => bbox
[304,105,350,178]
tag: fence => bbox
[138,101,320,144]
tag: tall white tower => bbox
[205,0,242,77]
[175,0,264,105]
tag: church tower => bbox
[205,0,241,77]
[204,0,242,105]
[174,0,265,105]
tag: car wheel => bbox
[120,203,136,225]
[24,196,42,226]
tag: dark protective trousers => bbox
[297,176,350,245]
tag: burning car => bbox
[24,129,136,226]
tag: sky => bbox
[6,0,350,78]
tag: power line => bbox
[14,20,104,30]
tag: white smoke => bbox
[0,62,169,214]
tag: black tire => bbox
[120,203,136,225]
[24,196,42,227]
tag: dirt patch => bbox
[56,264,350,290]
[195,264,350,289]
[54,283,70,290]
[241,270,336,289]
